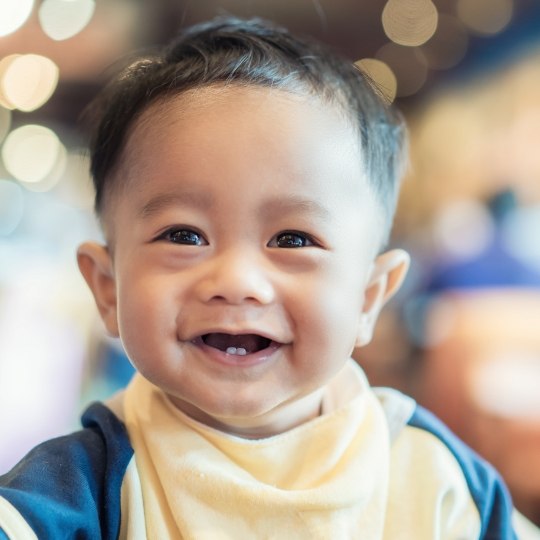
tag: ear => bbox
[77,242,119,337]
[356,249,410,347]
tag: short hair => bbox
[87,16,407,243]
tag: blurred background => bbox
[1,0,540,525]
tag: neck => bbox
[168,389,325,439]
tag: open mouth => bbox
[200,333,273,356]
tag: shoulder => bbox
[0,402,134,540]
[408,405,515,536]
[373,387,517,539]
[390,397,517,539]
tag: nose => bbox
[196,248,275,305]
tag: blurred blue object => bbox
[427,190,540,292]
[427,235,540,292]
[101,339,135,390]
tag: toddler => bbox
[0,17,522,539]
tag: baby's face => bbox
[83,86,400,437]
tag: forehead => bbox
[119,85,360,177]
[106,85,380,234]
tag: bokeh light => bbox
[0,0,34,37]
[22,143,67,193]
[0,179,24,236]
[432,200,494,260]
[38,0,96,41]
[457,0,513,36]
[354,58,397,103]
[0,55,20,109]
[1,55,59,112]
[376,43,428,97]
[382,0,438,47]
[2,125,65,184]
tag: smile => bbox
[202,333,272,355]
[190,332,281,365]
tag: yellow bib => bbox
[123,360,390,539]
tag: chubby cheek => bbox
[316,289,362,354]
[292,269,365,371]
[115,273,180,371]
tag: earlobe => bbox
[77,242,119,337]
[356,249,410,347]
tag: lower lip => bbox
[190,337,282,368]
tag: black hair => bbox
[88,16,407,242]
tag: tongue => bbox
[202,333,270,353]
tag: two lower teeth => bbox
[226,346,248,356]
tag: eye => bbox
[157,227,207,246]
[270,231,315,248]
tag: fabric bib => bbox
[123,360,390,539]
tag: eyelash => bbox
[154,227,317,249]
[155,227,207,246]
[269,231,317,249]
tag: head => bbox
[89,16,407,241]
[78,17,410,437]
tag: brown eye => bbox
[273,232,313,248]
[161,228,206,246]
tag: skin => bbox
[78,85,409,438]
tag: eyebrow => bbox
[137,190,331,222]
[138,191,213,219]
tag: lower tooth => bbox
[225,346,248,356]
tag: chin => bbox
[205,398,279,423]
[169,390,282,428]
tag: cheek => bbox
[115,274,176,353]
[293,267,366,354]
